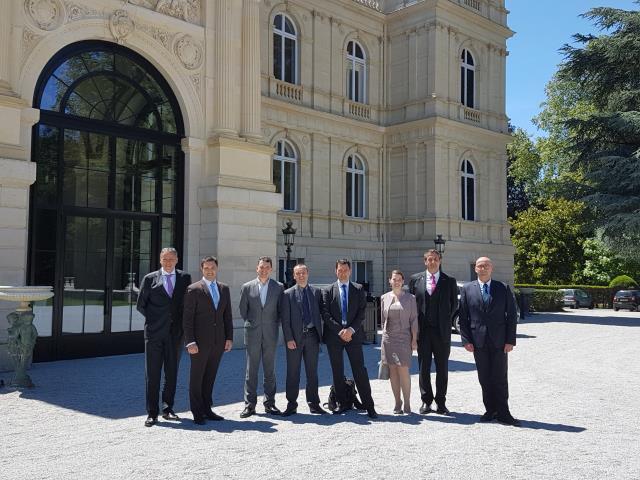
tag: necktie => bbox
[482,283,489,303]
[210,282,219,309]
[340,284,348,326]
[301,287,312,325]
[428,274,436,295]
[165,274,174,297]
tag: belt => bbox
[302,326,316,334]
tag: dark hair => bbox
[423,249,441,260]
[389,269,404,280]
[258,256,273,267]
[293,264,308,273]
[200,256,218,267]
[335,258,351,269]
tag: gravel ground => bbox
[1,309,639,480]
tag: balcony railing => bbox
[462,106,481,123]
[347,101,371,120]
[464,0,481,11]
[274,79,303,104]
[352,0,382,11]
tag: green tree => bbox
[558,4,640,250]
[511,198,587,284]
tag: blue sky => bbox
[506,0,639,136]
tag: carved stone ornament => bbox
[24,0,64,31]
[110,9,135,44]
[173,34,203,70]
[156,0,201,24]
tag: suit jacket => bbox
[321,281,367,345]
[458,279,517,349]
[182,280,233,350]
[136,269,191,340]
[239,278,284,345]
[408,270,458,343]
[282,284,323,345]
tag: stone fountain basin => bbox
[0,286,54,303]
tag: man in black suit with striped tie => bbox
[459,256,520,426]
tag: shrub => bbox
[609,275,638,289]
[529,289,564,312]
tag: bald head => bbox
[475,256,493,282]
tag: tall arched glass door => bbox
[29,41,184,360]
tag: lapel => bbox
[264,278,276,307]
[294,285,305,314]
[477,280,493,311]
[200,279,216,311]
[154,270,170,299]
[347,282,358,316]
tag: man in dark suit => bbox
[136,247,191,427]
[183,256,233,425]
[321,259,377,419]
[409,249,458,415]
[281,264,326,416]
[459,256,520,426]
[238,256,284,418]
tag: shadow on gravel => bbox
[155,418,279,433]
[523,313,640,328]
[517,420,586,432]
[421,412,478,425]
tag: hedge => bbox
[526,289,564,312]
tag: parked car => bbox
[451,281,520,333]
[558,288,594,309]
[613,290,640,312]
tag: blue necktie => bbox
[340,284,348,326]
[210,282,219,309]
[482,283,489,303]
[301,287,312,326]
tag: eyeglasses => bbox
[475,264,491,269]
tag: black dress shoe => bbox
[193,417,206,425]
[419,403,433,415]
[144,416,157,427]
[497,414,521,427]
[331,403,349,415]
[308,404,327,414]
[162,409,180,421]
[264,405,282,415]
[480,411,497,422]
[205,411,224,421]
[282,406,297,417]
[436,404,451,416]
[367,407,379,419]
[240,405,256,418]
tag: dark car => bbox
[558,288,594,309]
[451,281,520,333]
[613,290,640,312]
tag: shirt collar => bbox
[338,280,350,288]
[161,268,175,276]
[202,277,217,288]
[478,279,491,288]
[257,277,269,286]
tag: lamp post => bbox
[281,219,296,287]
[434,233,446,256]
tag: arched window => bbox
[273,14,297,84]
[273,139,297,211]
[29,41,184,360]
[346,154,366,218]
[461,159,476,221]
[346,40,367,103]
[460,49,475,108]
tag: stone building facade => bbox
[0,0,513,364]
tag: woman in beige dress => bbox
[380,270,418,414]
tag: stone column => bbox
[212,0,240,136]
[0,1,13,94]
[241,0,262,141]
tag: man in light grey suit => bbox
[239,256,285,418]
[281,264,326,416]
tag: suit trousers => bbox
[244,337,277,407]
[144,331,179,417]
[473,344,510,416]
[189,345,224,419]
[285,330,321,408]
[417,326,450,406]
[326,340,374,409]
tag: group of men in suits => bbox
[136,247,519,427]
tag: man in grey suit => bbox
[459,256,520,426]
[281,264,327,416]
[239,256,284,417]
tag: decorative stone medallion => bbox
[110,9,135,44]
[173,34,203,70]
[24,0,64,31]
